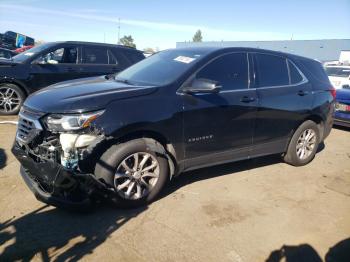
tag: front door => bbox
[28,45,82,91]
[182,52,257,170]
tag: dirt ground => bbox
[0,115,349,262]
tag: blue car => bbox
[334,88,350,127]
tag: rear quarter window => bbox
[110,48,130,68]
[123,50,145,64]
[297,58,329,83]
[288,60,304,84]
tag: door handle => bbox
[240,96,255,103]
[297,90,308,96]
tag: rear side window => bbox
[82,47,108,64]
[288,60,303,84]
[255,53,289,87]
[196,52,249,91]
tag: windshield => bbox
[12,43,55,63]
[115,49,211,86]
[325,67,350,78]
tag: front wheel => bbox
[94,139,169,208]
[0,83,25,115]
[284,120,320,166]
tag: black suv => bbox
[0,41,145,114]
[12,47,334,209]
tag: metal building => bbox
[176,39,350,62]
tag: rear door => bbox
[251,52,313,156]
[182,52,258,169]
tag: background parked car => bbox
[334,88,350,127]
[0,47,16,60]
[0,41,145,115]
[14,45,34,54]
[325,65,350,89]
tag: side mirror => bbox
[183,79,222,94]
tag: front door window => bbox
[35,47,78,64]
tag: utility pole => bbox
[117,18,121,44]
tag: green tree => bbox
[120,35,136,48]
[192,30,203,42]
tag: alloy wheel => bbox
[296,129,317,160]
[0,87,21,113]
[114,152,160,200]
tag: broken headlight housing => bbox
[44,110,104,132]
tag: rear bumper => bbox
[334,118,350,128]
[334,111,350,128]
[12,142,104,210]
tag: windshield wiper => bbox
[115,78,134,85]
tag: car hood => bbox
[24,76,158,113]
[336,88,350,104]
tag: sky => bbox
[0,0,349,50]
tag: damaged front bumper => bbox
[12,142,109,209]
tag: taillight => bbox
[329,86,336,99]
[347,105,350,111]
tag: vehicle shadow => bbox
[161,154,282,199]
[0,204,146,261]
[0,148,6,169]
[317,141,325,153]
[265,238,350,262]
[161,141,325,199]
[333,125,350,132]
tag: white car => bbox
[325,65,350,89]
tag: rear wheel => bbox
[284,120,320,166]
[0,83,25,115]
[94,139,169,208]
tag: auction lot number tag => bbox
[174,56,196,64]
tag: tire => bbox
[94,138,169,208]
[284,120,320,166]
[0,83,26,115]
